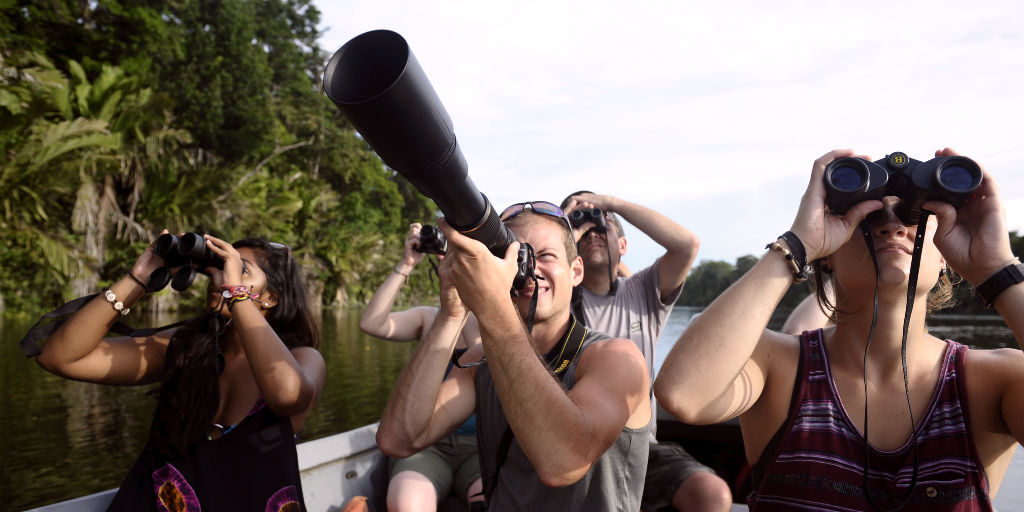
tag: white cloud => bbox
[315,0,1024,267]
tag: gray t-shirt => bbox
[474,330,650,511]
[580,258,682,380]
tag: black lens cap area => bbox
[886,152,910,170]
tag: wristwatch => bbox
[975,262,1024,308]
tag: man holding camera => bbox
[376,204,652,511]
[560,192,732,512]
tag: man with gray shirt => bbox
[376,203,652,511]
[561,191,732,512]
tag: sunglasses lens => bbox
[532,202,564,217]
[499,203,527,221]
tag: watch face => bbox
[222,290,232,299]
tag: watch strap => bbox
[975,262,1024,308]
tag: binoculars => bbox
[569,208,607,232]
[323,30,533,289]
[416,225,448,255]
[824,152,983,225]
[147,232,224,292]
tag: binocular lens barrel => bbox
[154,233,179,258]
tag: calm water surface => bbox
[1,307,1019,509]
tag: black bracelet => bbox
[128,272,149,293]
[778,231,807,268]
[975,262,1024,308]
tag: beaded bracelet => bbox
[103,289,131,316]
[766,241,811,283]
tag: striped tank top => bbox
[748,329,991,511]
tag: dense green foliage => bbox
[0,0,438,312]
[679,231,1024,314]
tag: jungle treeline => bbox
[0,0,439,313]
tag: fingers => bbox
[437,218,487,254]
[923,200,958,238]
[844,199,884,227]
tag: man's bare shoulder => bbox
[576,337,648,382]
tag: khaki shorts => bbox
[387,434,480,503]
[641,440,716,510]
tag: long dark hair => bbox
[150,239,319,458]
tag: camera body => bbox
[569,208,607,232]
[147,232,224,292]
[416,225,448,255]
[824,152,983,225]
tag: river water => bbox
[1,307,1020,510]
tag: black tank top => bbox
[106,401,305,511]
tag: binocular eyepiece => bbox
[147,232,224,292]
[569,208,607,232]
[824,152,983,226]
[416,225,448,255]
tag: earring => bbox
[263,302,270,307]
[939,267,948,279]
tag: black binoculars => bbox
[569,208,607,231]
[147,232,224,292]
[824,152,983,225]
[416,225,448,255]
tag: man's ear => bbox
[571,256,584,286]
[618,236,628,256]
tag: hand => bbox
[789,150,884,261]
[130,229,172,283]
[924,148,1017,285]
[402,223,428,267]
[436,244,467,320]
[437,218,520,315]
[203,234,244,286]
[563,193,618,243]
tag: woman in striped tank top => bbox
[656,148,1024,511]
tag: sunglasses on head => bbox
[499,201,574,234]
[267,242,293,271]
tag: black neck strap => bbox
[19,294,193,358]
[859,213,929,511]
[542,313,588,377]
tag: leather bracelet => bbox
[766,241,811,284]
[975,262,1024,308]
[778,231,808,269]
[128,272,149,292]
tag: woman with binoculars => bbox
[656,148,1024,511]
[35,231,325,511]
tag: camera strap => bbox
[483,313,589,502]
[858,214,929,511]
[18,294,192,358]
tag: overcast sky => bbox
[313,1,1024,269]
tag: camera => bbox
[824,151,982,225]
[147,232,224,292]
[416,225,448,255]
[323,30,532,288]
[569,208,607,232]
